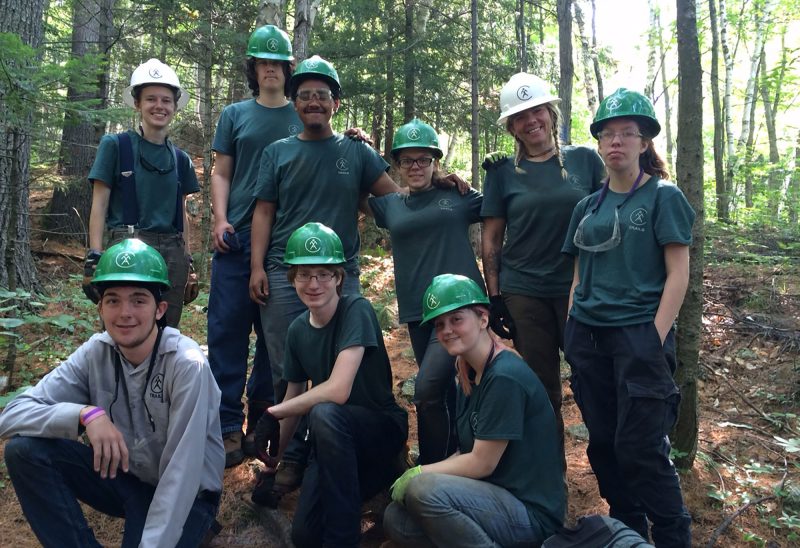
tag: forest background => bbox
[0,0,799,546]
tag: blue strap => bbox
[117,132,140,227]
[172,143,185,232]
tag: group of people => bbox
[0,22,695,548]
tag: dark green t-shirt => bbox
[369,187,484,323]
[88,130,200,232]
[562,177,695,326]
[212,100,302,232]
[254,134,389,269]
[283,294,408,435]
[481,146,605,296]
[456,350,565,536]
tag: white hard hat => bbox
[496,72,560,126]
[123,58,189,110]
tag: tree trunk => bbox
[672,0,704,470]
[293,0,320,63]
[515,0,527,72]
[590,0,603,103]
[720,0,736,213]
[403,0,416,122]
[655,8,674,171]
[573,1,597,117]
[0,0,44,292]
[788,130,800,224]
[470,0,479,188]
[556,0,573,143]
[759,48,781,212]
[645,1,657,99]
[48,0,114,244]
[384,0,396,158]
[257,0,287,28]
[708,0,728,222]
[743,61,759,209]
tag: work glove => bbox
[390,465,422,504]
[82,249,103,304]
[254,411,281,465]
[489,295,517,340]
[184,259,199,304]
[481,151,509,171]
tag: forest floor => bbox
[0,188,798,547]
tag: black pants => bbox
[564,318,691,548]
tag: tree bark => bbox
[48,0,115,244]
[655,8,674,172]
[257,0,287,28]
[720,0,736,214]
[788,130,800,224]
[556,0,573,143]
[293,0,320,63]
[403,0,416,122]
[759,48,781,212]
[516,0,528,72]
[0,0,45,292]
[574,1,597,117]
[383,0,396,158]
[708,0,728,221]
[673,0,704,470]
[470,0,479,188]
[590,0,604,103]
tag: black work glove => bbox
[183,258,199,304]
[489,295,517,340]
[254,411,281,465]
[82,250,103,304]
[481,151,509,171]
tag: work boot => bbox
[273,461,305,494]
[251,470,282,508]
[224,431,244,468]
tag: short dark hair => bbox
[244,58,292,98]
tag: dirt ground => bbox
[0,188,798,547]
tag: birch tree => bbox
[708,0,728,221]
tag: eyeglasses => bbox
[397,157,434,169]
[596,130,643,143]
[139,145,175,175]
[295,271,336,283]
[296,89,333,102]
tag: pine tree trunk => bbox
[383,0,396,158]
[470,0,479,188]
[673,0,704,470]
[403,0,416,122]
[557,0,573,143]
[293,0,320,63]
[708,0,729,222]
[515,0,527,72]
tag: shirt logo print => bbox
[267,38,279,51]
[305,237,322,254]
[150,374,164,400]
[115,252,136,268]
[630,208,647,226]
[407,128,421,141]
[288,124,300,135]
[438,198,453,210]
[336,158,349,172]
[516,85,531,101]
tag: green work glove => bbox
[390,465,422,504]
[481,151,508,171]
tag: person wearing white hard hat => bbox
[85,58,199,329]
[480,72,605,477]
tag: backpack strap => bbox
[116,132,140,227]
[170,141,185,232]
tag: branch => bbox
[705,495,775,548]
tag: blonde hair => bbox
[506,102,567,178]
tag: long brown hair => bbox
[639,139,670,180]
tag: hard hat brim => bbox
[497,95,561,126]
[250,52,295,62]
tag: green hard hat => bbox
[247,25,294,61]
[421,274,489,324]
[284,222,346,265]
[590,88,661,138]
[290,55,340,95]
[391,118,443,159]
[92,239,171,289]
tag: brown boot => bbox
[273,461,305,494]
[224,431,244,468]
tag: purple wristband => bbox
[81,407,105,426]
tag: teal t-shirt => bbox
[480,146,605,296]
[283,294,408,435]
[212,100,301,232]
[456,350,566,536]
[369,187,484,323]
[562,177,696,326]
[88,130,200,232]
[254,134,389,269]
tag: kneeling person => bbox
[254,222,408,547]
[0,239,224,548]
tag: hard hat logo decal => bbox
[336,158,349,171]
[606,97,621,111]
[407,128,421,141]
[516,85,531,101]
[305,59,319,69]
[148,68,163,79]
[305,237,322,254]
[115,252,136,268]
[427,294,440,309]
[267,38,279,51]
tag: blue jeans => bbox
[383,473,543,548]
[564,319,692,547]
[208,229,273,435]
[291,402,407,548]
[4,437,219,548]
[259,263,361,464]
[407,322,457,464]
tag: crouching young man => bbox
[254,222,408,547]
[0,239,224,548]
